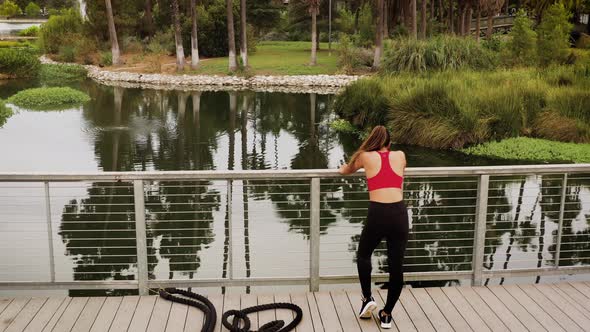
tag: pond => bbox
[0,22,40,35]
[0,78,588,296]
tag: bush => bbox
[0,100,13,128]
[100,51,113,66]
[537,4,573,66]
[18,25,40,37]
[337,35,373,74]
[147,29,175,55]
[333,79,389,128]
[122,36,144,53]
[381,35,498,73]
[7,87,91,109]
[57,44,76,62]
[24,2,40,17]
[0,48,40,78]
[39,64,87,84]
[39,9,83,54]
[0,0,22,17]
[505,10,537,65]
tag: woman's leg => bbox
[383,209,409,314]
[357,220,383,299]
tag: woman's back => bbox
[361,150,405,203]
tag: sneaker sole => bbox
[359,302,377,318]
[381,322,392,329]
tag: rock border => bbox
[40,56,361,94]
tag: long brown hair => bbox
[349,125,391,166]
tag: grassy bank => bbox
[0,99,12,127]
[7,87,90,109]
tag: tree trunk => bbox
[476,0,481,41]
[310,6,317,65]
[145,0,155,38]
[227,0,237,71]
[420,0,427,38]
[104,0,120,66]
[190,0,199,69]
[448,0,454,33]
[486,13,493,38]
[430,0,434,20]
[172,0,184,71]
[411,0,417,38]
[465,4,472,36]
[240,0,248,67]
[383,0,388,39]
[373,0,384,68]
[459,3,466,36]
[438,0,443,22]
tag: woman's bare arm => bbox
[339,154,363,175]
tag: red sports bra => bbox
[366,150,404,191]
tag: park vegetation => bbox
[0,99,12,127]
[7,87,90,109]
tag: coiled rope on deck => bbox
[158,288,303,332]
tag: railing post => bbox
[472,174,489,286]
[227,180,233,281]
[310,177,320,292]
[133,180,149,296]
[44,182,55,283]
[554,173,568,269]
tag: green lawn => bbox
[187,41,340,76]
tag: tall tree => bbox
[373,0,384,68]
[172,0,185,71]
[411,0,418,37]
[104,0,120,65]
[190,0,199,69]
[240,0,248,67]
[309,0,319,65]
[421,0,427,38]
[486,0,504,38]
[144,0,155,37]
[475,0,481,41]
[227,0,238,71]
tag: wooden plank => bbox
[441,287,490,332]
[377,289,415,332]
[472,287,527,332]
[456,286,508,332]
[346,291,381,332]
[313,292,342,332]
[51,297,89,332]
[0,298,30,331]
[570,282,590,299]
[89,297,122,332]
[531,284,590,329]
[127,296,157,332]
[165,302,187,332]
[372,289,390,332]
[551,284,590,318]
[516,284,583,332]
[425,288,472,332]
[40,297,72,332]
[274,293,294,331]
[330,291,360,332]
[109,296,140,332]
[4,298,47,332]
[240,293,258,330]
[221,293,241,332]
[207,294,223,332]
[484,286,545,332]
[500,285,564,332]
[257,294,275,331]
[305,292,324,332]
[146,296,172,332]
[409,288,453,332]
[71,297,107,332]
[23,297,67,332]
[398,288,435,332]
[0,299,12,316]
[289,293,315,332]
[183,301,204,332]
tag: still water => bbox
[0,79,588,296]
[0,22,40,36]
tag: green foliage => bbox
[7,87,90,109]
[537,3,573,66]
[506,10,537,65]
[18,25,39,37]
[337,8,355,35]
[147,29,175,55]
[337,35,372,74]
[24,2,40,16]
[381,35,498,73]
[0,0,22,17]
[461,137,590,163]
[0,48,40,78]
[39,64,87,84]
[330,118,357,134]
[39,9,83,54]
[333,79,389,128]
[100,51,113,66]
[194,0,234,57]
[577,33,590,49]
[356,3,375,47]
[57,44,75,62]
[0,41,21,48]
[0,100,13,128]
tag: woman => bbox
[338,125,408,329]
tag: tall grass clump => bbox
[7,87,90,110]
[0,48,40,78]
[39,64,88,84]
[333,79,389,128]
[0,100,13,127]
[547,89,590,123]
[381,35,497,73]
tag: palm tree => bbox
[104,0,120,65]
[171,0,185,71]
[309,0,320,65]
[421,0,427,38]
[240,0,248,67]
[373,0,384,68]
[190,0,199,69]
[227,0,238,71]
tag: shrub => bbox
[337,35,373,74]
[537,4,573,66]
[576,33,590,49]
[330,119,358,134]
[0,48,40,78]
[18,25,40,37]
[39,9,83,54]
[39,64,87,84]
[24,2,40,17]
[122,36,144,53]
[333,79,389,128]
[7,87,90,109]
[505,10,537,65]
[147,29,175,55]
[0,100,13,128]
[57,44,76,62]
[100,51,113,66]
[0,0,22,17]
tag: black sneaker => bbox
[379,309,393,329]
[358,296,377,319]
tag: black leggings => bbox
[357,201,409,314]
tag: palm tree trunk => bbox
[373,0,384,69]
[240,0,248,67]
[190,0,199,69]
[420,0,427,38]
[171,0,184,71]
[438,0,443,22]
[411,0,417,38]
[145,0,155,38]
[486,13,493,38]
[104,0,120,65]
[475,0,481,41]
[310,6,318,65]
[227,0,238,71]
[448,0,454,33]
[459,3,466,36]
[383,0,388,39]
[465,4,472,36]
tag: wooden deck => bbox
[1,282,590,332]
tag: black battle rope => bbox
[158,288,302,332]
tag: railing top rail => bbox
[0,164,589,182]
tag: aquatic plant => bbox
[39,64,88,84]
[0,99,13,127]
[7,87,90,110]
[0,48,40,78]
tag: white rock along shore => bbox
[40,56,361,94]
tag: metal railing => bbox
[1,164,589,295]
